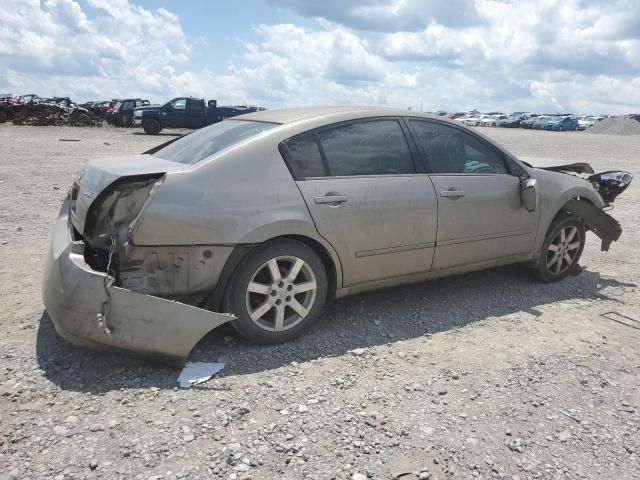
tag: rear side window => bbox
[318,120,414,176]
[153,120,276,165]
[281,134,326,179]
[409,120,508,174]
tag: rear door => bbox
[282,118,438,286]
[185,98,206,128]
[407,119,539,270]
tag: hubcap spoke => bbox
[274,305,285,331]
[287,259,304,282]
[559,228,566,243]
[291,280,317,294]
[248,282,271,295]
[267,259,281,282]
[567,241,581,251]
[564,253,573,265]
[289,298,308,318]
[548,244,559,252]
[565,227,577,243]
[555,257,563,274]
[250,301,273,321]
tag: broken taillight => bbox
[83,174,165,251]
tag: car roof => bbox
[236,105,445,125]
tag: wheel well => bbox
[552,197,595,226]
[207,235,339,311]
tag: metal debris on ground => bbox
[600,311,640,330]
[177,362,225,389]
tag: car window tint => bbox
[317,120,414,176]
[409,120,508,174]
[153,120,276,165]
[172,99,186,110]
[283,134,326,179]
[122,101,134,110]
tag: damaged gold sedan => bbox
[43,107,632,365]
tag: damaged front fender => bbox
[43,200,235,366]
[564,199,622,251]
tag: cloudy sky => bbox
[1,0,640,113]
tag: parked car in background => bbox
[464,114,491,126]
[135,97,265,134]
[544,116,579,131]
[531,116,552,129]
[109,98,150,127]
[520,116,540,129]
[480,114,507,126]
[0,94,17,123]
[460,115,480,126]
[578,116,604,130]
[499,113,536,128]
[43,106,630,363]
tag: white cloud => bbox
[1,0,640,113]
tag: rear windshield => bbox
[153,120,277,165]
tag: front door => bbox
[407,119,539,269]
[282,118,438,286]
[165,98,187,127]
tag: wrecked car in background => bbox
[43,106,632,365]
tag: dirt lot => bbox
[0,125,639,480]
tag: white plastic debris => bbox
[177,362,225,389]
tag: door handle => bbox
[440,190,465,199]
[314,195,348,205]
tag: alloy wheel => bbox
[546,226,581,275]
[245,256,317,332]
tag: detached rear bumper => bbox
[42,200,234,366]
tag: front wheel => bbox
[223,239,328,344]
[535,215,585,282]
[143,119,161,135]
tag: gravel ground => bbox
[585,118,640,136]
[1,125,639,480]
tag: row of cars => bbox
[452,112,604,131]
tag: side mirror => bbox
[520,177,538,212]
[163,104,172,111]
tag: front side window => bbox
[409,120,508,174]
[122,101,134,110]
[153,120,276,165]
[171,99,186,110]
[316,119,414,176]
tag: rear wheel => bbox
[535,215,585,282]
[223,239,328,344]
[0,111,7,123]
[143,119,161,135]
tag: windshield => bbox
[153,120,277,165]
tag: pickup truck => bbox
[134,97,265,134]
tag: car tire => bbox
[143,119,161,135]
[223,239,328,344]
[534,214,585,283]
[0,111,7,123]
[558,126,563,132]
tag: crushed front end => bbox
[42,164,235,366]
